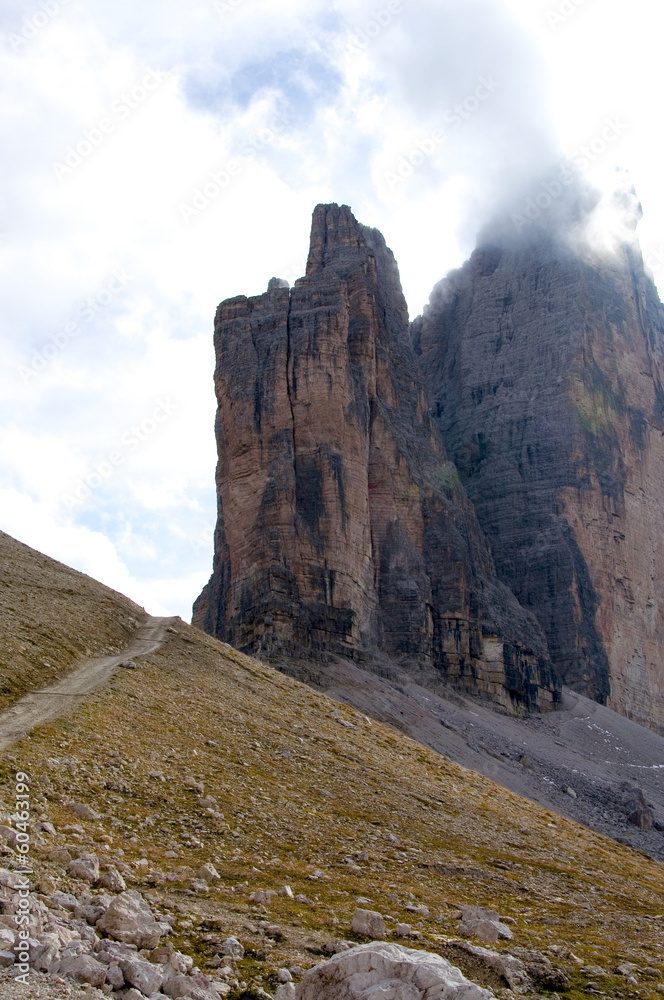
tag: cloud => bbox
[0,0,660,623]
[0,487,172,615]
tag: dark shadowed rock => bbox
[414,203,664,732]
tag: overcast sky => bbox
[1,0,663,619]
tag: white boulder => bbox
[351,908,386,939]
[295,942,494,1000]
[96,889,163,948]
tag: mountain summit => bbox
[193,204,557,714]
[414,205,664,733]
[195,200,664,733]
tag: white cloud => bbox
[0,488,171,615]
[1,0,662,624]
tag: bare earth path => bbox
[0,616,177,751]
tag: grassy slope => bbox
[0,530,147,712]
[0,620,662,998]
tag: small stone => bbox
[458,905,512,943]
[0,928,15,949]
[64,823,85,836]
[31,935,61,974]
[197,863,220,884]
[351,908,386,939]
[119,953,165,995]
[562,785,578,798]
[96,889,163,948]
[459,919,510,944]
[396,923,412,937]
[452,942,529,991]
[52,891,78,911]
[67,853,100,883]
[249,888,273,904]
[57,953,108,987]
[0,826,18,848]
[628,807,654,830]
[219,936,245,959]
[323,940,351,955]
[190,878,209,893]
[47,847,73,864]
[184,776,205,794]
[275,985,297,1000]
[279,885,294,898]
[105,963,125,988]
[189,988,224,1000]
[68,801,99,821]
[120,659,138,669]
[75,902,107,925]
[277,968,293,982]
[460,906,500,922]
[0,951,15,968]
[582,966,610,977]
[99,867,127,892]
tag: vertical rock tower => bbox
[194,204,557,713]
[414,194,664,732]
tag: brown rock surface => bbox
[414,204,664,732]
[194,204,558,712]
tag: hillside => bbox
[0,541,663,998]
[0,530,147,713]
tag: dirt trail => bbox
[0,616,177,751]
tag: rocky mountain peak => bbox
[416,209,664,732]
[194,203,557,714]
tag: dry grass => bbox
[0,530,147,712]
[1,620,662,998]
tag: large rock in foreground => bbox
[194,204,558,714]
[295,942,494,1000]
[95,889,162,948]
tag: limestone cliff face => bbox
[414,222,664,733]
[194,204,558,713]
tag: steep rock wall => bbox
[414,224,664,732]
[194,205,558,713]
